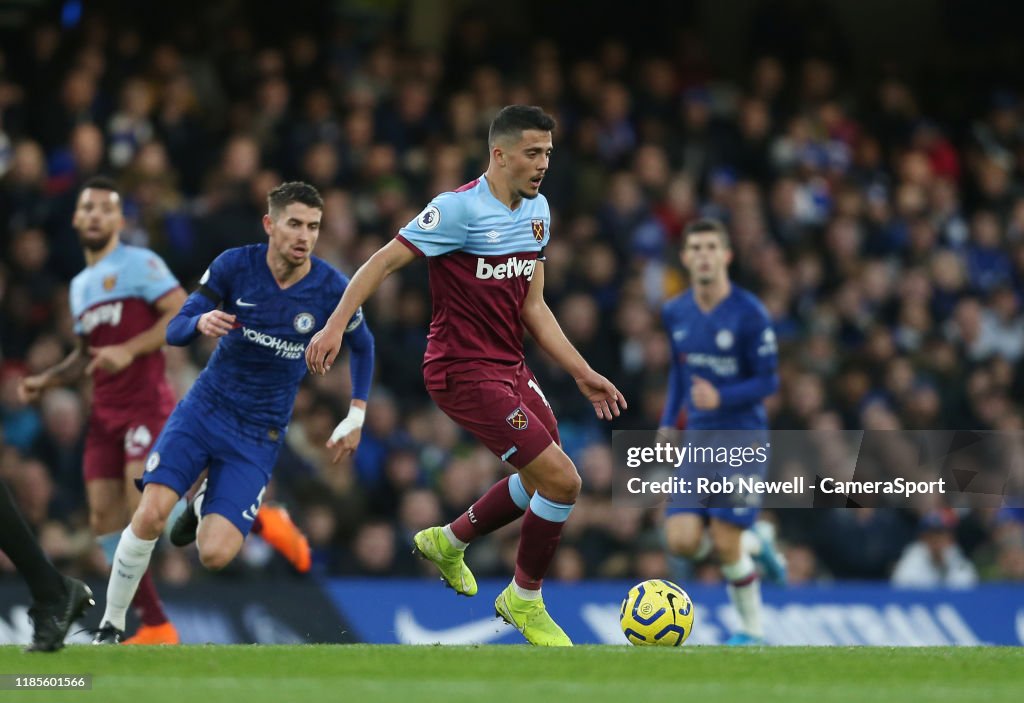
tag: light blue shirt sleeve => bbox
[127,249,180,302]
[539,198,551,249]
[397,193,468,257]
[69,276,85,335]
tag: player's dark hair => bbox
[488,105,556,147]
[267,181,324,216]
[683,218,732,249]
[79,176,119,197]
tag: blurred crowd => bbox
[1,4,1024,590]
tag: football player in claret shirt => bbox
[92,182,373,643]
[18,176,184,645]
[659,218,785,645]
[307,105,625,646]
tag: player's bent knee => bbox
[666,529,701,557]
[522,446,581,503]
[535,467,580,504]
[710,520,743,562]
[198,543,237,571]
[665,518,702,557]
[561,469,583,501]
[131,501,167,539]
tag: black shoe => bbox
[170,481,206,547]
[91,622,124,644]
[26,577,95,652]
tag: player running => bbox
[659,218,785,646]
[306,105,625,646]
[18,176,184,645]
[92,181,373,643]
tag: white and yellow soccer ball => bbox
[619,579,695,646]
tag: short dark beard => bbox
[517,189,539,200]
[78,232,116,252]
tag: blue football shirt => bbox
[169,244,370,437]
[661,285,779,430]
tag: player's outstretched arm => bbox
[17,337,89,402]
[87,288,187,374]
[521,263,627,421]
[306,239,415,375]
[324,315,375,463]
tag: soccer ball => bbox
[619,579,695,646]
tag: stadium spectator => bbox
[892,510,979,589]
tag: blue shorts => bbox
[664,428,770,528]
[141,400,284,537]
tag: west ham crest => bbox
[103,275,117,291]
[531,219,544,243]
[506,407,529,430]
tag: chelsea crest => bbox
[294,312,315,334]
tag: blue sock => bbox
[528,492,573,523]
[508,474,530,511]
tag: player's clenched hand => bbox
[86,344,134,375]
[575,369,627,421]
[16,375,47,403]
[690,375,721,410]
[198,310,236,338]
[326,425,361,463]
[305,324,343,375]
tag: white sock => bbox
[512,582,541,601]
[693,531,713,561]
[441,524,467,551]
[101,526,158,631]
[741,529,762,556]
[193,483,206,521]
[722,554,763,638]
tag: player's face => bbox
[265,202,322,267]
[682,232,732,285]
[500,129,553,200]
[73,188,124,252]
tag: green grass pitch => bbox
[0,645,1021,703]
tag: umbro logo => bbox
[485,230,501,242]
[236,298,257,307]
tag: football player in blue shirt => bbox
[660,218,784,645]
[93,182,373,642]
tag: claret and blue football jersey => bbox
[396,174,550,389]
[69,242,180,420]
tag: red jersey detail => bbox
[422,250,539,390]
[454,179,481,193]
[81,296,176,422]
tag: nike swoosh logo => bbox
[236,298,257,307]
[393,607,508,644]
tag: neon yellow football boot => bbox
[494,583,573,646]
[412,526,478,596]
